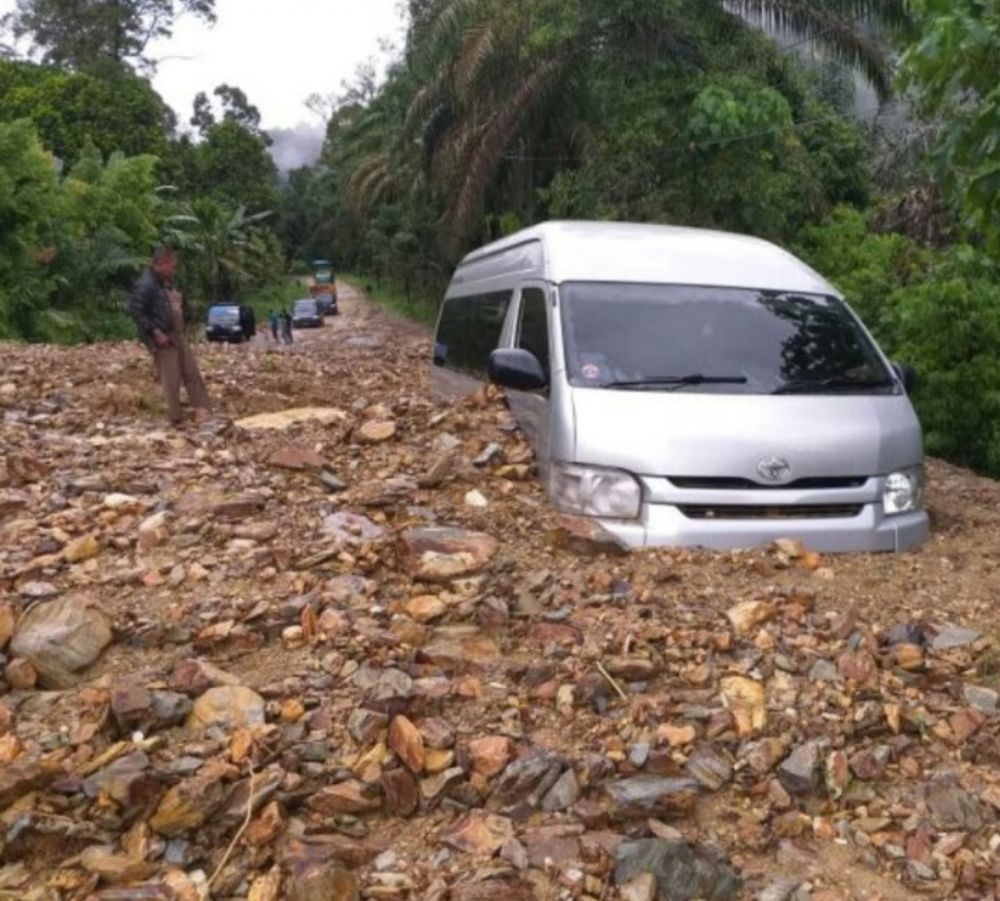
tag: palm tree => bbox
[347,0,911,254]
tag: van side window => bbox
[434,291,512,377]
[517,288,549,374]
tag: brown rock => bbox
[719,676,767,736]
[450,881,536,901]
[440,811,514,855]
[5,657,37,690]
[0,757,53,807]
[522,830,581,867]
[82,750,160,809]
[381,768,420,817]
[150,769,227,836]
[726,601,774,636]
[469,736,513,778]
[388,715,425,773]
[79,848,154,883]
[550,514,627,556]
[605,655,658,681]
[234,521,279,542]
[0,603,14,649]
[405,595,447,623]
[268,444,326,470]
[418,630,500,671]
[658,724,696,748]
[397,527,498,583]
[308,780,382,815]
[837,650,878,687]
[187,685,266,730]
[417,717,455,749]
[348,708,389,744]
[357,420,396,444]
[169,658,241,695]
[286,867,360,901]
[64,533,100,563]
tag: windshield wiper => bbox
[603,374,748,391]
[772,376,896,395]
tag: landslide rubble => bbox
[2,286,1000,900]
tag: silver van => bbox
[431,221,929,553]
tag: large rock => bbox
[10,596,112,688]
[308,780,382,816]
[439,812,514,855]
[397,527,498,583]
[469,737,514,778]
[150,769,228,836]
[235,407,349,431]
[286,866,359,901]
[388,715,425,773]
[169,659,241,696]
[187,686,266,731]
[268,443,327,470]
[601,776,701,821]
[614,839,741,901]
[925,776,983,832]
[777,740,827,795]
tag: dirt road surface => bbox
[2,283,1000,900]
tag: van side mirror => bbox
[892,362,917,393]
[488,348,548,391]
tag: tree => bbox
[190,83,268,140]
[901,0,1000,251]
[193,119,278,211]
[5,0,216,72]
[0,58,174,163]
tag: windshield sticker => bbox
[581,363,601,380]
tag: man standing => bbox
[128,247,211,426]
[281,308,294,345]
[268,309,280,342]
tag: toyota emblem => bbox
[757,456,791,483]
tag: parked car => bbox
[292,298,324,328]
[314,291,338,315]
[431,221,928,553]
[206,304,245,343]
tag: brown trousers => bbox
[154,334,210,424]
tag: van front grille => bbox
[678,504,864,521]
[668,476,867,491]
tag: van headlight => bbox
[883,467,923,515]
[550,463,642,519]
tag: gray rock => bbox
[602,776,700,821]
[777,740,826,795]
[930,625,982,652]
[925,776,983,832]
[963,684,999,715]
[473,443,504,467]
[353,665,413,713]
[756,876,800,901]
[323,512,385,545]
[150,691,193,729]
[614,839,741,901]
[348,708,389,744]
[629,742,651,769]
[540,768,580,812]
[686,744,732,791]
[490,752,563,809]
[807,659,839,683]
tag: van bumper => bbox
[598,504,929,553]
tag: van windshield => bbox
[559,282,896,395]
[295,300,317,314]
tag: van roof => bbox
[455,221,838,296]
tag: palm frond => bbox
[411,0,486,77]
[448,55,569,246]
[726,0,911,98]
[453,23,499,106]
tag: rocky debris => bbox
[602,776,701,821]
[357,419,397,443]
[397,527,499,582]
[2,287,1000,900]
[235,406,348,430]
[9,595,112,687]
[187,685,266,730]
[614,839,742,901]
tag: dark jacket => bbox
[128,269,192,348]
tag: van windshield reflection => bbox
[560,282,896,396]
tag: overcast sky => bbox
[1,0,405,164]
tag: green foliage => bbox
[0,59,174,162]
[797,207,1000,477]
[901,0,1000,250]
[0,119,161,342]
[190,119,279,212]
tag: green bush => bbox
[797,208,1000,476]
